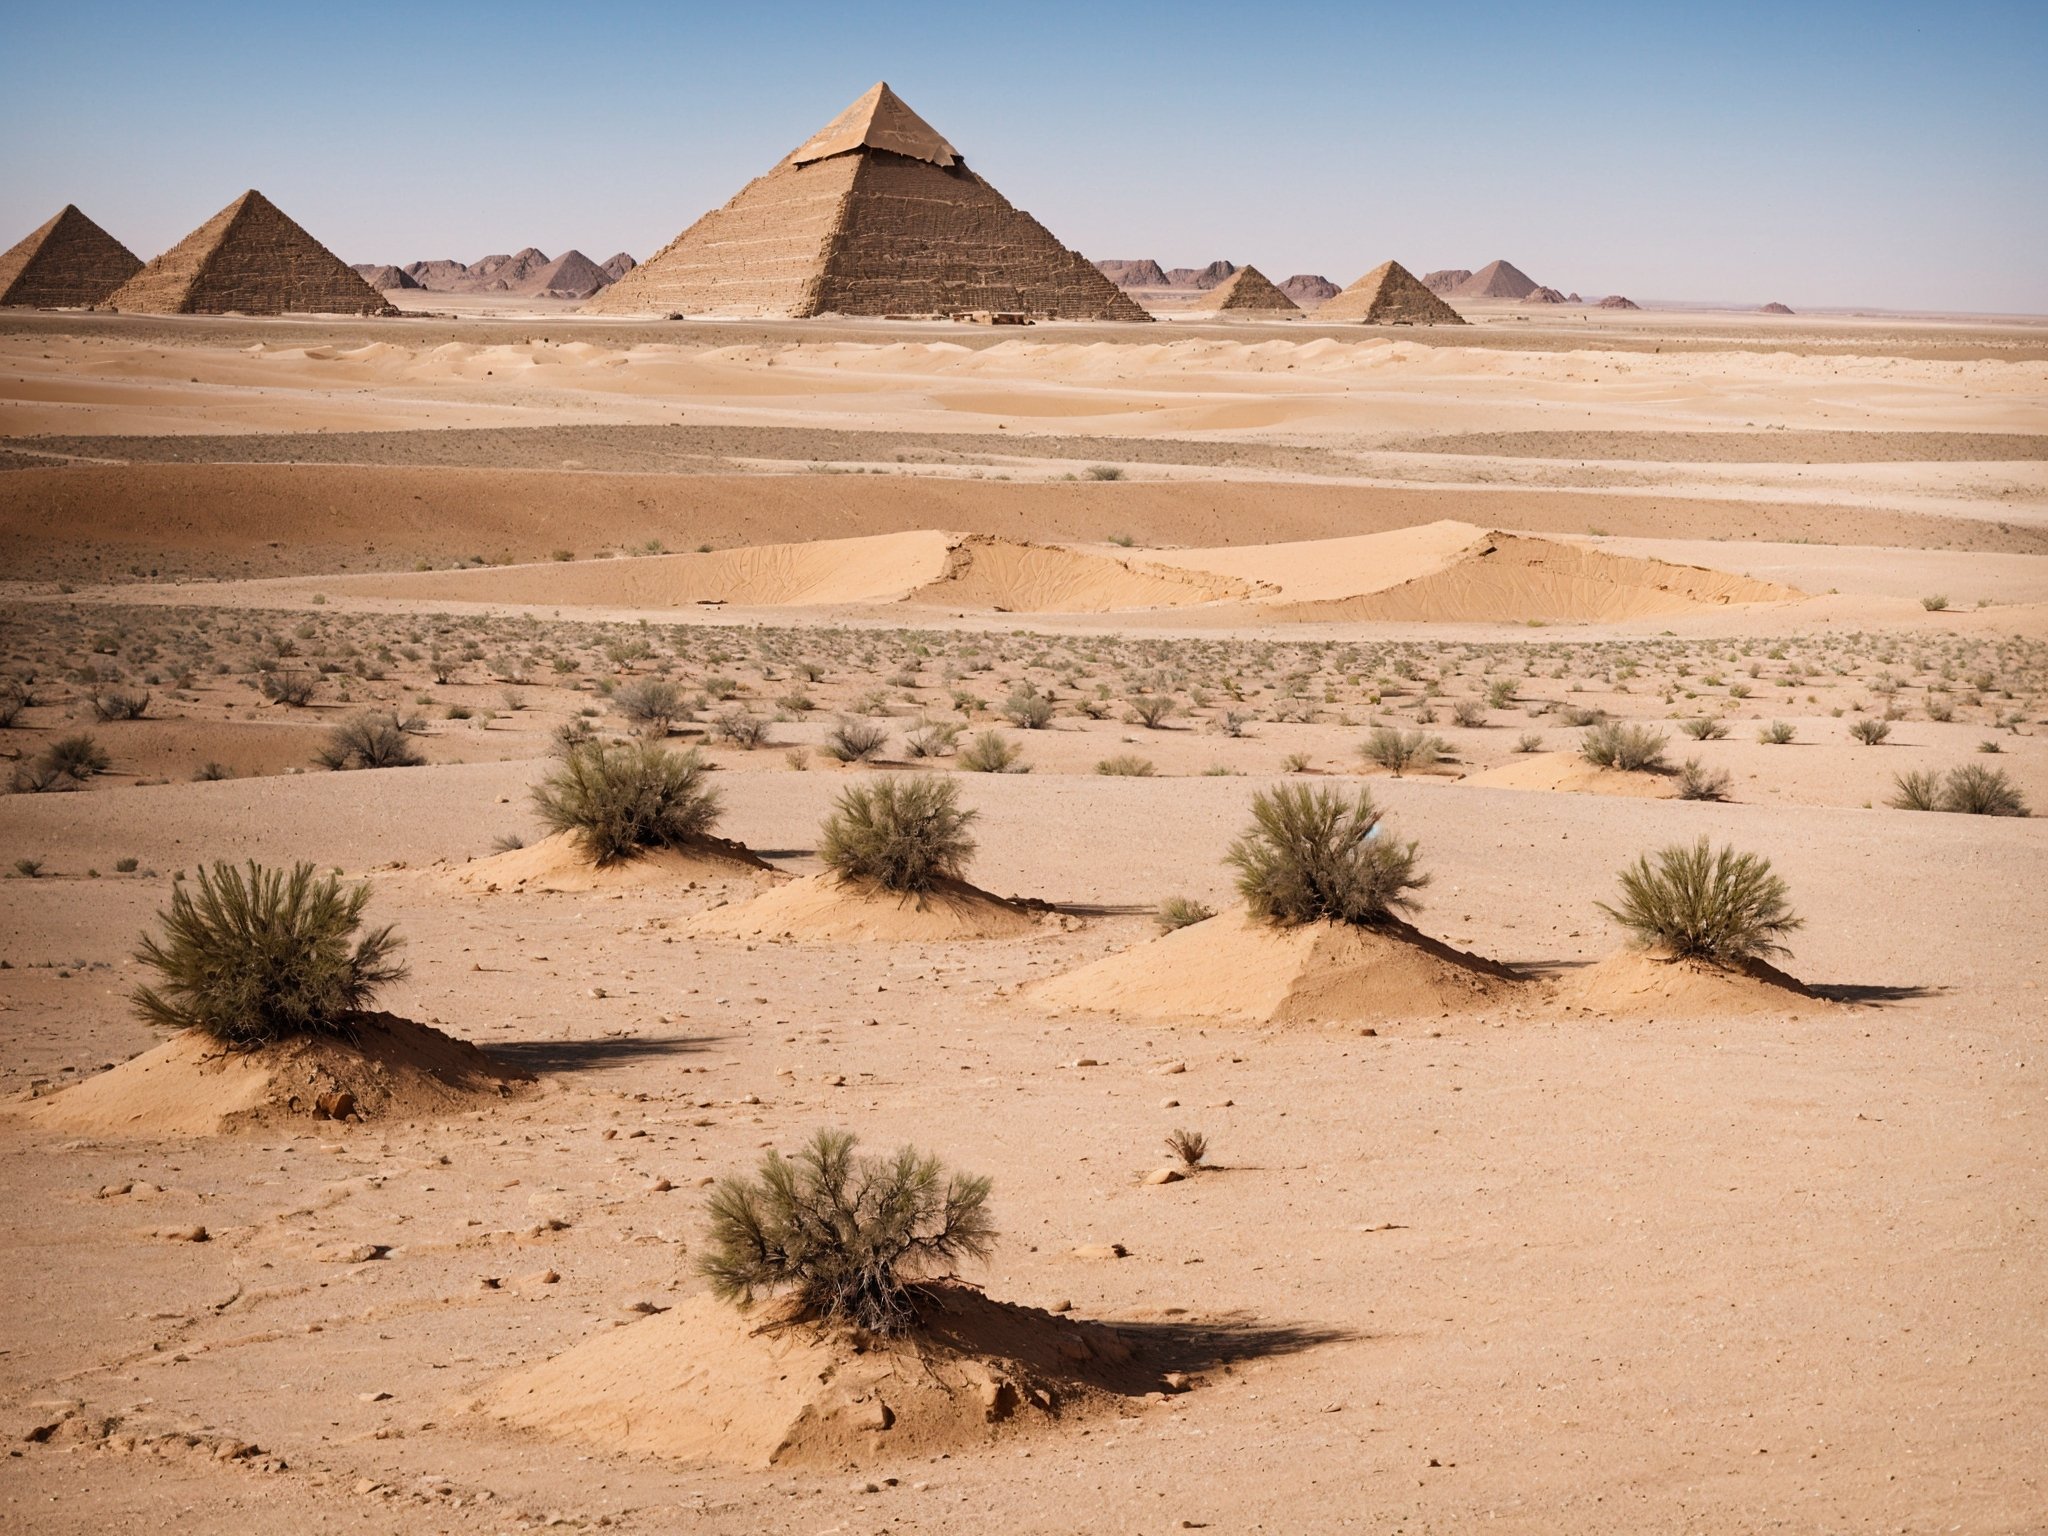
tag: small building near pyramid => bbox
[0,206,142,308]
[1190,265,1301,314]
[587,83,1148,321]
[107,191,392,316]
[1316,261,1467,325]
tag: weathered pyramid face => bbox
[1452,260,1537,300]
[1316,260,1467,325]
[1192,265,1302,313]
[0,205,142,308]
[107,191,391,317]
[586,83,1149,322]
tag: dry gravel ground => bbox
[0,305,2044,1535]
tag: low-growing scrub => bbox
[1095,754,1156,776]
[532,741,722,865]
[1891,764,2028,816]
[1581,722,1669,772]
[1598,838,1801,964]
[1156,895,1216,932]
[315,712,426,771]
[1227,784,1425,928]
[819,775,977,893]
[958,731,1026,773]
[1360,726,1444,776]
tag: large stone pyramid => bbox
[0,205,141,308]
[587,83,1149,321]
[107,190,391,316]
[1317,260,1467,325]
[1191,264,1301,314]
[1451,259,1538,300]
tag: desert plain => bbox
[1,299,2045,1534]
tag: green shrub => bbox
[1681,716,1728,740]
[1598,838,1801,964]
[132,861,407,1045]
[958,730,1026,773]
[1226,784,1426,928]
[823,716,890,763]
[1360,726,1444,776]
[819,775,977,893]
[1581,722,1669,772]
[1001,689,1054,730]
[1156,895,1215,932]
[1095,754,1156,776]
[1674,757,1731,801]
[532,741,721,865]
[699,1128,995,1336]
[1900,763,2029,816]
[1888,769,1943,811]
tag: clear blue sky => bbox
[4,0,2044,313]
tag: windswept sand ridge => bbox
[443,830,779,893]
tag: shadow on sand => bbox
[489,1033,722,1074]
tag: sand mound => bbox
[687,873,1042,942]
[1029,905,1518,1025]
[912,536,1243,612]
[1463,750,1675,798]
[1558,948,1826,1017]
[480,1282,1164,1468]
[446,831,777,894]
[21,1015,528,1136]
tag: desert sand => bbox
[2,298,2045,1535]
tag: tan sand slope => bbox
[1463,750,1677,798]
[1556,948,1827,1016]
[20,1015,528,1136]
[915,535,1243,611]
[1029,905,1519,1024]
[686,873,1042,941]
[479,1283,1163,1468]
[445,830,778,893]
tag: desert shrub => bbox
[316,712,425,771]
[1581,722,1668,772]
[1283,751,1312,773]
[1450,699,1488,728]
[1849,718,1892,746]
[1515,732,1545,753]
[43,733,110,781]
[193,761,233,782]
[89,688,151,722]
[1598,838,1801,964]
[1127,695,1176,729]
[1888,769,1943,811]
[115,857,139,873]
[1164,1128,1208,1168]
[1675,757,1731,801]
[1934,764,2027,816]
[259,669,318,707]
[1758,720,1796,745]
[903,719,963,759]
[14,857,44,878]
[613,677,688,735]
[1681,716,1729,740]
[1001,689,1054,730]
[11,760,69,794]
[1216,708,1254,737]
[1156,895,1215,932]
[1086,463,1125,481]
[778,691,816,715]
[1486,679,1517,709]
[698,1128,995,1336]
[532,741,721,865]
[131,861,407,1045]
[1226,784,1426,928]
[0,685,25,729]
[1920,594,1949,611]
[819,775,977,893]
[1360,726,1443,776]
[823,716,890,763]
[1558,705,1607,728]
[1095,754,1156,776]
[712,708,769,749]
[958,730,1026,773]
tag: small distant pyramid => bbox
[352,263,420,291]
[0,205,142,308]
[1760,301,1793,315]
[108,191,391,316]
[524,249,613,300]
[1192,265,1301,313]
[1452,260,1538,300]
[600,252,637,281]
[1597,294,1640,310]
[1526,286,1566,304]
[1280,274,1340,306]
[1421,269,1472,296]
[588,82,1147,321]
[1316,260,1467,325]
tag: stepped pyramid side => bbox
[1192,264,1301,313]
[587,82,1148,321]
[0,205,142,308]
[108,191,391,316]
[1317,260,1467,325]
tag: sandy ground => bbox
[1,304,2044,1534]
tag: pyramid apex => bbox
[791,81,958,169]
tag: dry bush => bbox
[1156,895,1215,932]
[958,731,1026,773]
[1598,838,1801,964]
[89,688,151,722]
[712,708,769,749]
[1896,764,2028,816]
[1096,754,1156,776]
[1227,784,1426,928]
[259,669,318,707]
[1450,699,1488,728]
[1127,695,1176,729]
[823,716,890,763]
[1849,718,1892,746]
[1360,726,1444,776]
[613,678,689,735]
[1001,689,1055,730]
[1515,732,1545,753]
[1164,1128,1208,1168]
[1758,720,1797,744]
[1581,722,1669,772]
[532,741,721,865]
[903,719,963,759]
[699,1129,995,1336]
[1888,769,1943,812]
[1675,757,1732,801]
[43,733,110,781]
[1681,716,1729,740]
[316,712,425,771]
[819,775,977,893]
[132,861,406,1046]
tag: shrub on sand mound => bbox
[133,861,407,1046]
[1580,722,1669,772]
[533,741,721,866]
[1226,784,1426,928]
[316,711,426,770]
[1598,837,1801,965]
[700,1128,995,1335]
[819,775,977,894]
